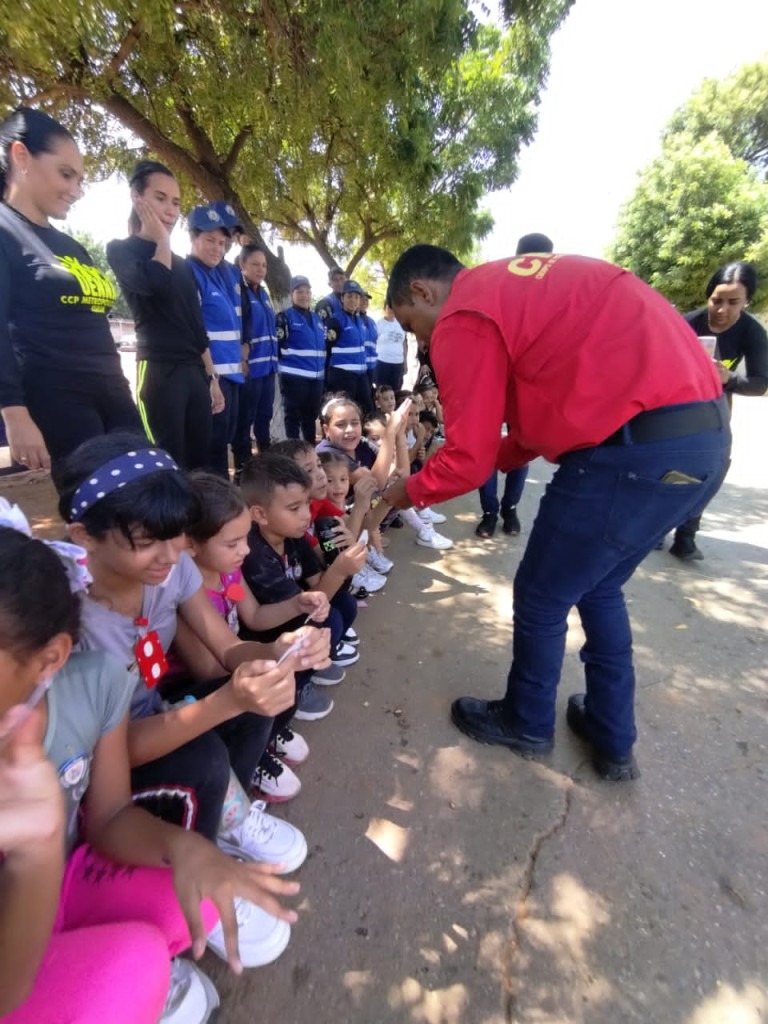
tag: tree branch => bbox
[106,19,144,81]
[222,125,253,175]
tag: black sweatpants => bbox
[132,676,274,840]
[25,369,144,462]
[137,360,212,470]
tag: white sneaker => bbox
[342,627,359,647]
[367,548,394,573]
[419,506,447,524]
[416,527,454,550]
[269,725,309,765]
[217,799,307,872]
[207,897,291,968]
[352,565,387,593]
[160,959,219,1023]
[250,752,302,803]
[331,641,360,667]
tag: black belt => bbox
[600,397,727,446]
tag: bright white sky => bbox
[66,0,768,290]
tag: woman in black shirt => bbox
[107,161,224,469]
[0,108,142,469]
[670,261,767,561]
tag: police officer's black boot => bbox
[669,517,704,561]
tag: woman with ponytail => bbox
[0,108,142,470]
[107,161,224,469]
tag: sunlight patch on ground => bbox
[387,977,470,1023]
[365,817,411,862]
[685,982,768,1024]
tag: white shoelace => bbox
[239,801,277,846]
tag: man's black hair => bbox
[516,233,554,256]
[240,453,311,507]
[386,245,464,307]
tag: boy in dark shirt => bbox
[240,455,362,720]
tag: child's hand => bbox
[353,473,378,510]
[416,445,426,462]
[387,398,412,436]
[169,831,300,973]
[331,519,355,551]
[0,706,65,858]
[275,626,331,671]
[336,540,368,576]
[296,591,330,623]
[228,659,296,717]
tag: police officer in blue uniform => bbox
[276,275,327,441]
[325,281,372,414]
[187,204,245,476]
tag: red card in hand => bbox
[134,630,168,688]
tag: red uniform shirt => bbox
[406,255,722,508]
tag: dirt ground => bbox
[3,398,767,1024]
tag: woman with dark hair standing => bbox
[669,261,768,561]
[237,244,278,458]
[107,161,224,469]
[0,108,142,469]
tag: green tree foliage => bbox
[608,59,768,312]
[666,58,768,177]
[0,0,571,298]
[68,229,131,318]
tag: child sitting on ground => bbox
[52,433,328,882]
[169,472,331,804]
[374,384,397,419]
[361,408,453,551]
[414,378,444,432]
[0,523,301,1024]
[419,410,443,459]
[239,454,368,723]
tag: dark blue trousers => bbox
[279,374,324,442]
[500,404,731,760]
[478,466,529,516]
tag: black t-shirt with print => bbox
[240,525,323,643]
[0,202,122,406]
[685,307,768,397]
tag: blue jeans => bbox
[479,466,529,516]
[279,374,325,442]
[501,408,731,759]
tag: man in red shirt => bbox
[384,245,731,780]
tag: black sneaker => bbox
[450,697,553,757]
[501,507,521,535]
[388,514,404,528]
[475,513,497,539]
[566,694,640,781]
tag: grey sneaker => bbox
[295,681,334,720]
[310,664,345,686]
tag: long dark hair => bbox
[0,108,74,198]
[127,159,176,235]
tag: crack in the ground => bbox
[501,765,582,1024]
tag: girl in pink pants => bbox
[0,526,299,1023]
